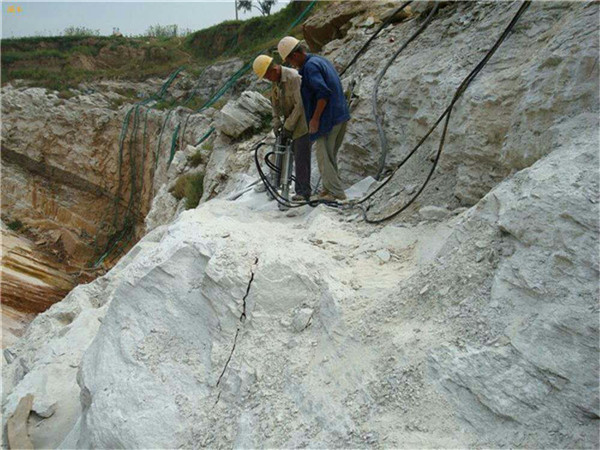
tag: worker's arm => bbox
[283,75,303,134]
[305,63,332,135]
[271,87,282,133]
[309,99,328,134]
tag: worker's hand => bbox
[281,128,292,141]
[309,117,320,134]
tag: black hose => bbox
[264,151,297,183]
[361,1,531,223]
[340,1,413,77]
[253,141,342,209]
[373,2,440,181]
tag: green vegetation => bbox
[0,1,316,90]
[68,45,101,57]
[1,35,197,90]
[238,0,277,17]
[259,112,273,132]
[188,139,214,167]
[170,172,205,209]
[184,1,310,62]
[146,24,179,38]
[57,89,77,100]
[153,99,172,111]
[110,96,135,110]
[7,219,24,231]
[1,49,66,64]
[63,26,100,37]
[188,151,204,168]
[210,98,228,110]
[183,96,206,111]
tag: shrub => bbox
[63,26,100,37]
[188,151,204,168]
[146,24,179,38]
[7,219,24,231]
[170,172,204,209]
[184,172,204,209]
[170,176,187,200]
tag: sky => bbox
[1,1,290,39]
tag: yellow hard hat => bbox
[252,55,273,79]
[278,36,300,61]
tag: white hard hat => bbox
[278,36,300,61]
[252,55,273,79]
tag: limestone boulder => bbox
[302,1,370,51]
[427,130,599,446]
[214,91,271,139]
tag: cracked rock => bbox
[292,308,314,332]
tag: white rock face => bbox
[329,1,598,207]
[1,2,598,449]
[428,132,599,446]
[214,91,271,139]
[4,124,597,447]
[73,200,418,448]
[419,205,449,221]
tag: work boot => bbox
[311,190,348,203]
[310,190,336,202]
[292,193,309,202]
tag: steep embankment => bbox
[1,83,210,263]
[1,35,196,91]
[0,81,211,345]
[1,1,598,448]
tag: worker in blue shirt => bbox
[278,37,351,202]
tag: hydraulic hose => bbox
[373,2,440,181]
[265,151,298,184]
[253,141,342,209]
[359,0,531,224]
[340,1,413,76]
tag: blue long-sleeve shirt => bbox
[298,54,350,142]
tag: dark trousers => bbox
[293,133,311,198]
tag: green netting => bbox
[93,67,185,268]
[168,123,181,167]
[93,1,317,267]
[174,0,318,150]
[195,127,215,146]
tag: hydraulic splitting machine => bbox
[269,133,294,211]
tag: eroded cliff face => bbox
[1,226,78,347]
[1,85,206,265]
[1,1,598,448]
[1,80,213,322]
